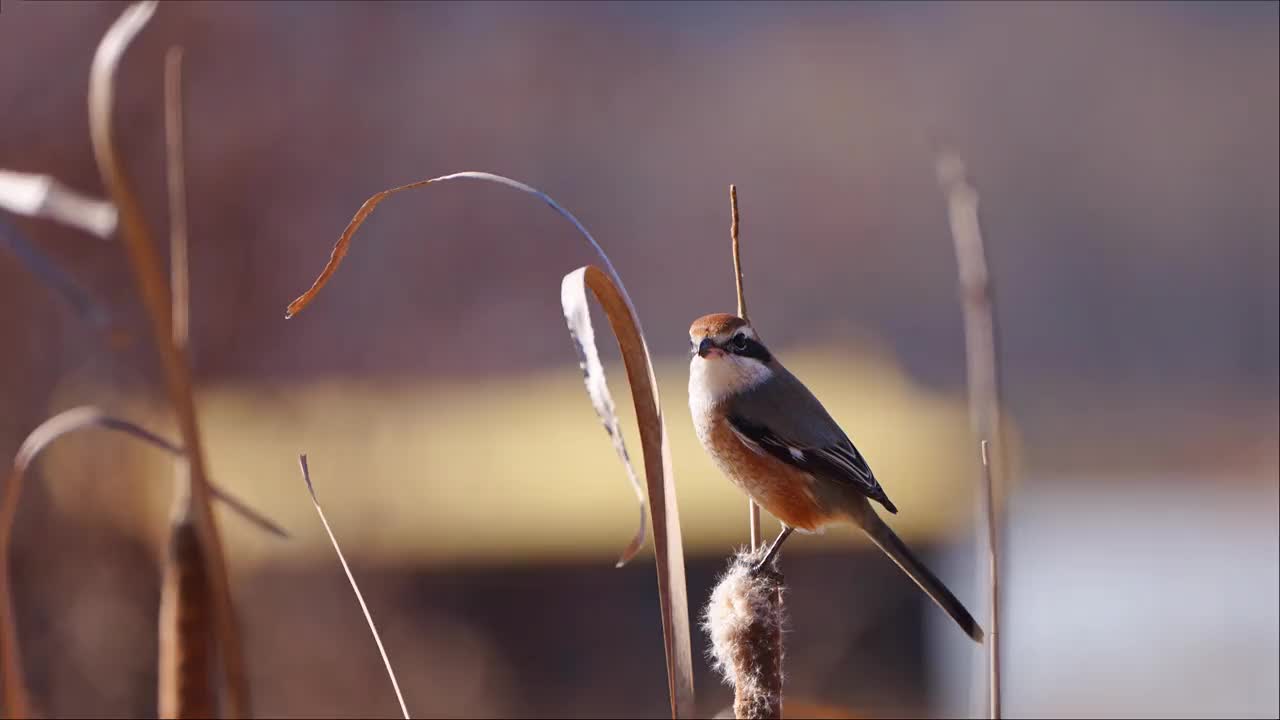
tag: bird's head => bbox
[688,313,775,399]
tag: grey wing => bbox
[727,366,898,514]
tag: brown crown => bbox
[689,313,750,338]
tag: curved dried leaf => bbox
[0,169,118,239]
[299,456,410,719]
[562,266,695,719]
[89,2,251,715]
[283,171,651,564]
[561,274,646,567]
[0,407,285,718]
[284,172,694,717]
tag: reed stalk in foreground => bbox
[88,3,249,714]
[155,44,217,719]
[937,153,1007,720]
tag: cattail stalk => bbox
[705,547,785,719]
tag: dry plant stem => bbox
[938,154,1005,720]
[704,547,785,720]
[88,4,249,715]
[298,455,409,720]
[285,171,695,718]
[158,44,215,719]
[729,184,762,552]
[0,408,284,718]
[165,46,190,355]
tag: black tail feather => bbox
[863,515,984,643]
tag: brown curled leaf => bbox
[561,266,695,719]
[0,406,288,718]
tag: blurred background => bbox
[1,1,1276,717]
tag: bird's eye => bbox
[731,333,748,351]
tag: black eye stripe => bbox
[730,336,771,363]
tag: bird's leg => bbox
[752,525,795,573]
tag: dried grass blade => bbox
[0,407,284,718]
[298,455,409,720]
[158,47,216,717]
[0,169,118,239]
[89,2,249,714]
[562,266,695,719]
[285,171,634,320]
[561,274,646,567]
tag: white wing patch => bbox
[728,423,765,455]
[789,447,805,461]
[817,445,871,483]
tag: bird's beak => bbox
[697,338,717,358]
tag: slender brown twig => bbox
[937,153,1006,720]
[157,44,216,719]
[88,3,250,715]
[729,185,762,552]
[299,455,409,719]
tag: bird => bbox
[688,312,984,643]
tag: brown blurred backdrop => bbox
[1,1,1277,718]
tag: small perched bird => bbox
[688,313,984,643]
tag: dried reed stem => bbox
[937,153,1005,720]
[157,45,216,719]
[165,46,190,355]
[729,185,762,552]
[704,546,785,719]
[88,3,249,715]
[299,455,410,719]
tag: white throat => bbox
[688,353,771,417]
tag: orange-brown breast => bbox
[698,412,832,532]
